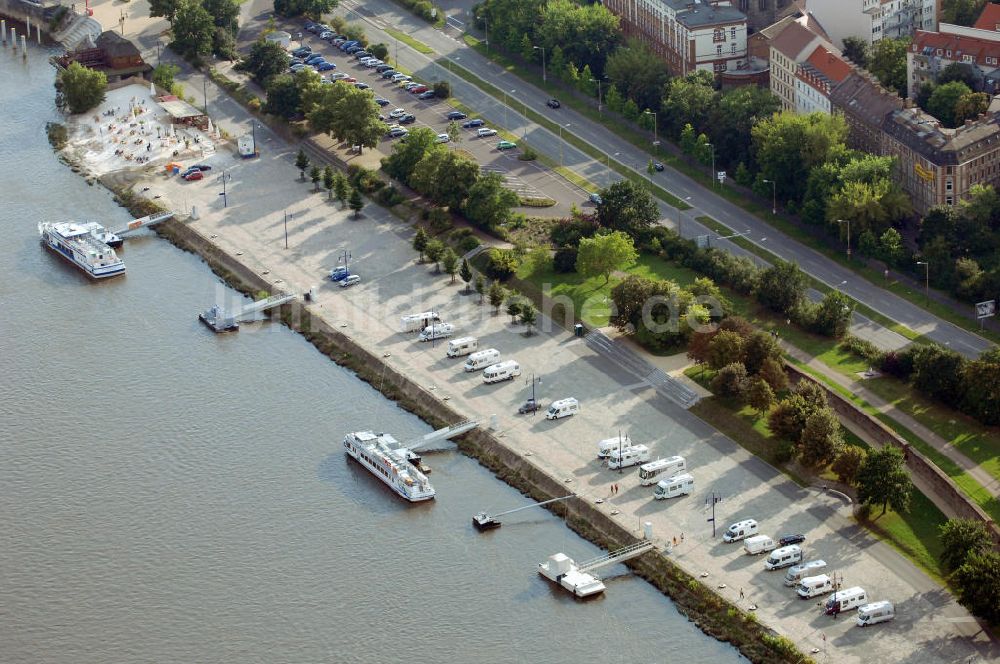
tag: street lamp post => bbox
[916,261,929,302]
[836,218,851,259]
[219,170,231,207]
[526,373,542,414]
[763,178,776,215]
[284,211,289,249]
[558,123,571,168]
[503,88,515,130]
[704,142,715,187]
[644,109,658,148]
[590,78,603,113]
[711,229,751,249]
[533,46,546,82]
[483,17,489,52]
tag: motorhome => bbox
[607,444,650,470]
[723,519,758,543]
[639,456,686,486]
[483,360,521,384]
[743,535,777,556]
[418,323,454,342]
[446,336,478,357]
[764,545,803,570]
[784,560,827,587]
[545,398,580,420]
[597,435,631,459]
[653,473,694,499]
[797,574,834,599]
[400,311,441,332]
[856,601,894,627]
[464,349,500,372]
[825,587,868,615]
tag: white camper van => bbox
[400,311,441,333]
[418,323,454,342]
[743,535,777,556]
[856,601,894,627]
[597,435,631,459]
[764,545,803,570]
[446,336,478,357]
[545,398,579,420]
[607,444,650,470]
[464,348,500,372]
[639,456,687,486]
[723,519,759,543]
[797,574,834,599]
[653,473,694,499]
[825,587,868,615]
[784,560,827,587]
[483,360,521,383]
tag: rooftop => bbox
[770,21,823,61]
[662,0,747,28]
[911,28,1000,64]
[973,3,1000,31]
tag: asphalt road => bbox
[335,0,993,358]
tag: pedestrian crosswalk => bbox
[584,330,700,408]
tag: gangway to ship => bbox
[199,292,296,332]
[110,211,173,238]
[537,540,656,598]
[403,420,479,451]
[576,540,655,573]
[473,494,575,530]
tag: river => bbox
[0,46,745,663]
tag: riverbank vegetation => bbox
[55,62,106,114]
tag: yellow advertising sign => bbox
[914,162,935,182]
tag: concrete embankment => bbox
[138,209,808,664]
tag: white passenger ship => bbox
[39,221,125,279]
[343,431,435,502]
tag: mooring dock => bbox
[473,494,575,530]
[538,540,656,598]
[199,292,296,332]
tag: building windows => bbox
[730,27,736,41]
[945,178,953,192]
[717,44,723,56]
[759,0,767,9]
[732,43,737,54]
[714,28,725,42]
[946,196,954,205]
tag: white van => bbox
[607,444,650,470]
[639,456,686,486]
[653,473,694,499]
[825,587,868,615]
[764,545,803,570]
[418,323,454,342]
[400,311,441,332]
[483,360,521,383]
[784,560,827,587]
[797,574,834,599]
[743,535,777,556]
[723,519,758,543]
[856,601,894,627]
[597,435,631,459]
[446,336,478,357]
[545,398,579,420]
[464,348,500,372]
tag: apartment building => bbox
[908,23,1000,98]
[603,0,748,76]
[769,21,827,109]
[973,3,1000,32]
[806,0,938,48]
[795,46,853,113]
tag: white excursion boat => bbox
[537,553,606,598]
[343,431,436,502]
[76,221,123,248]
[38,221,125,279]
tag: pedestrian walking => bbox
[739,588,744,600]
[680,532,684,542]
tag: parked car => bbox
[358,57,377,65]
[391,73,410,82]
[476,127,497,138]
[333,38,346,46]
[462,118,485,128]
[329,266,350,281]
[588,192,602,205]
[387,126,408,138]
[319,30,334,39]
[389,108,407,119]
[304,54,325,64]
[342,76,357,83]
[398,114,416,124]
[380,69,398,79]
[409,85,429,94]
[375,64,393,72]
[446,110,467,120]
[316,62,336,71]
[291,46,312,57]
[365,59,384,68]
[374,96,390,106]
[339,40,359,51]
[653,161,664,172]
[353,51,371,59]
[779,534,806,547]
[191,164,212,171]
[417,90,435,100]
[289,63,308,73]
[345,45,364,54]
[403,82,421,91]
[329,72,348,80]
[354,82,370,90]
[546,98,561,108]
[518,398,540,414]
[435,133,450,143]
[339,274,361,288]
[497,140,517,150]
[183,170,204,181]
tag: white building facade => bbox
[807,0,938,47]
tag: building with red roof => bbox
[795,45,853,114]
[973,2,1000,31]
[907,24,1000,98]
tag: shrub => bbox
[550,216,598,248]
[427,207,453,234]
[485,248,519,280]
[553,245,578,273]
[450,228,481,252]
[840,335,884,365]
[518,145,538,161]
[880,348,916,379]
[711,362,748,399]
[375,185,405,207]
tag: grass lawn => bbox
[862,492,948,584]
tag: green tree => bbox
[661,71,716,138]
[56,62,107,114]
[309,165,321,191]
[460,259,474,292]
[605,83,624,113]
[549,45,565,79]
[596,180,658,238]
[348,188,364,217]
[911,345,967,407]
[939,61,979,88]
[488,280,506,314]
[747,377,775,417]
[868,37,910,97]
[798,407,843,468]
[425,239,445,271]
[755,259,807,315]
[759,357,788,393]
[506,295,523,323]
[520,32,534,60]
[265,74,303,119]
[939,518,992,571]
[954,550,1000,625]
[962,354,1000,425]
[383,127,442,183]
[475,273,486,303]
[463,171,519,230]
[520,303,538,334]
[810,290,854,338]
[151,63,181,94]
[369,43,389,60]
[927,80,973,127]
[878,228,905,266]
[295,149,310,181]
[334,172,350,207]
[273,0,339,18]
[410,150,480,209]
[742,331,782,375]
[679,123,698,154]
[412,227,429,262]
[841,36,869,68]
[485,248,519,280]
[446,120,461,144]
[241,39,290,86]
[752,111,849,202]
[708,330,745,370]
[942,0,990,26]
[323,166,335,201]
[955,91,989,125]
[575,231,638,283]
[149,0,181,21]
[433,81,451,99]
[170,0,215,59]
[832,445,866,485]
[442,248,459,283]
[327,87,386,154]
[856,446,912,515]
[711,362,748,399]
[605,39,670,113]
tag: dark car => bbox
[191,164,212,171]
[381,69,398,79]
[779,534,806,547]
[546,98,561,109]
[517,398,540,415]
[374,97,390,106]
[446,110,467,120]
[462,118,484,128]
[375,64,393,73]
[291,46,312,57]
[418,90,436,100]
[398,114,416,124]
[653,161,664,172]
